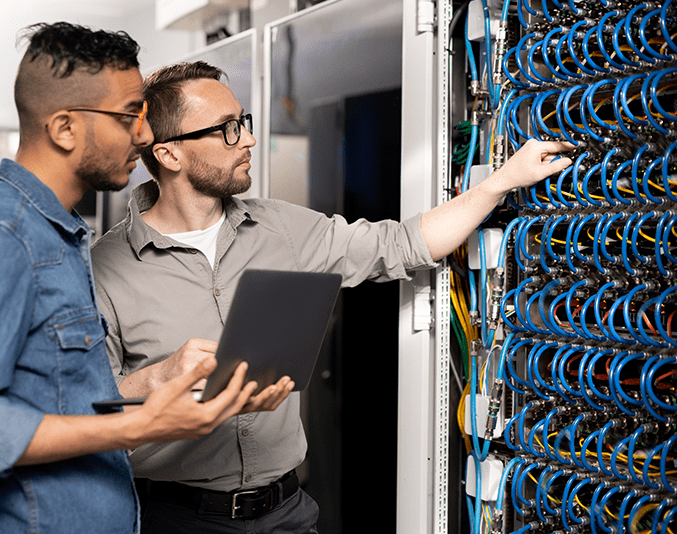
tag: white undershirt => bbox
[164,211,226,269]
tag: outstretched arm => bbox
[420,139,573,261]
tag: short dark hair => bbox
[140,61,226,179]
[14,22,142,138]
[18,21,140,77]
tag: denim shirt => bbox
[0,159,138,533]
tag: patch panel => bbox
[454,0,677,532]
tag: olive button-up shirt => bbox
[91,180,435,492]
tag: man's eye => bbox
[117,115,135,126]
[225,121,238,135]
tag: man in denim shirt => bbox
[0,23,292,534]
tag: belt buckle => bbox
[231,489,263,519]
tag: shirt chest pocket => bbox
[53,313,109,415]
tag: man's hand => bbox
[489,138,574,191]
[16,357,294,466]
[124,358,293,446]
[118,338,218,397]
[157,338,218,391]
[240,376,296,414]
[420,139,575,261]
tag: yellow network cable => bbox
[630,503,658,534]
[450,245,477,346]
[629,503,676,534]
[482,502,492,529]
[533,232,570,246]
[527,471,562,506]
[457,380,473,453]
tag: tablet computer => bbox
[93,269,342,411]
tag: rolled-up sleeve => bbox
[269,199,437,286]
[0,231,43,473]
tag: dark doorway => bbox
[305,87,402,534]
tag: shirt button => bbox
[241,429,249,436]
[190,249,198,254]
[84,335,91,345]
[215,288,221,296]
[245,475,252,483]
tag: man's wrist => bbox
[475,170,510,205]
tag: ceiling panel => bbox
[14,0,156,19]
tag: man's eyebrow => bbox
[123,99,146,112]
[216,109,246,123]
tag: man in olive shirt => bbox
[90,61,572,533]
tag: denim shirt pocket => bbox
[52,311,107,415]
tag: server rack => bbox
[454,1,677,533]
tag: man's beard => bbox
[186,151,251,198]
[75,134,130,192]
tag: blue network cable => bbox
[636,297,668,348]
[515,461,538,508]
[586,348,615,404]
[619,74,648,127]
[480,0,499,108]
[582,25,610,73]
[590,482,614,534]
[554,33,582,79]
[630,211,658,264]
[542,27,569,81]
[612,17,640,67]
[624,4,657,63]
[566,476,592,527]
[626,424,652,485]
[643,355,677,416]
[495,456,524,513]
[607,295,637,345]
[654,286,677,347]
[597,11,627,71]
[592,213,612,274]
[642,443,664,490]
[585,79,618,133]
[607,352,639,417]
[550,345,578,404]
[534,465,555,521]
[578,347,605,410]
[661,0,677,53]
[641,70,671,135]
[567,20,596,76]
[640,8,673,60]
[616,489,639,534]
[641,156,665,205]
[660,434,677,493]
[483,4,677,529]
[650,68,677,124]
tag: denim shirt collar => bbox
[126,180,256,259]
[0,158,90,237]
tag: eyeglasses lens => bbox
[223,115,253,145]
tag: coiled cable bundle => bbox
[466,0,677,532]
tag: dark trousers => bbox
[140,487,319,534]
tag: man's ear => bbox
[45,111,77,152]
[153,143,183,172]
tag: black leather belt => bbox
[146,470,299,519]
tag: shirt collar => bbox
[0,158,91,236]
[126,180,255,257]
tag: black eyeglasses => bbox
[68,101,148,136]
[160,114,253,146]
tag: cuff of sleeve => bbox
[0,399,44,474]
[400,214,439,272]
